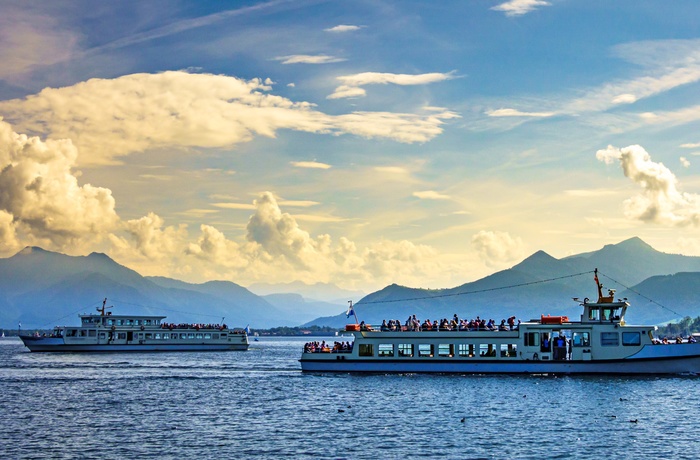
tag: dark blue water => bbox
[0,337,698,459]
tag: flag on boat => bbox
[244,325,250,334]
[346,305,355,318]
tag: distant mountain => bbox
[308,238,700,328]
[6,237,700,331]
[260,293,344,324]
[0,247,291,329]
[247,280,364,303]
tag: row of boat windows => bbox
[358,331,643,358]
[81,318,162,326]
[361,343,518,358]
[65,329,226,340]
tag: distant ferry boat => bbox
[19,300,249,352]
[300,270,700,374]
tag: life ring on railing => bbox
[111,326,116,331]
[533,352,539,361]
[140,326,145,331]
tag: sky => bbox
[1,0,700,292]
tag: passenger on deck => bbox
[689,335,697,343]
[499,319,508,331]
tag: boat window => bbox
[220,334,227,338]
[155,320,160,326]
[145,333,153,339]
[117,332,126,340]
[213,334,219,340]
[88,330,96,337]
[479,344,496,357]
[187,333,195,339]
[79,330,88,337]
[398,344,413,357]
[163,333,169,339]
[378,344,394,357]
[572,332,590,347]
[180,333,187,339]
[107,319,114,326]
[125,319,133,326]
[358,344,373,356]
[66,329,77,337]
[438,344,454,357]
[99,333,106,339]
[155,333,161,339]
[204,333,211,339]
[601,332,619,347]
[622,332,641,346]
[524,332,539,347]
[458,344,475,358]
[196,333,203,339]
[116,319,123,326]
[501,344,517,358]
[135,320,140,325]
[588,308,600,321]
[418,344,433,357]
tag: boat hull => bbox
[300,344,700,375]
[20,336,249,352]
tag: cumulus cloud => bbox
[486,108,555,117]
[680,157,690,168]
[0,71,455,165]
[681,142,700,149]
[491,0,551,17]
[0,119,119,251]
[274,54,346,64]
[596,144,700,226]
[471,230,525,267]
[328,71,456,99]
[324,25,363,33]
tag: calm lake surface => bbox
[0,336,698,459]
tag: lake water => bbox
[0,336,698,459]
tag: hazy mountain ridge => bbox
[4,237,700,329]
[309,238,700,328]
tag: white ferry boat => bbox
[300,270,700,374]
[19,300,249,352]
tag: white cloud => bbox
[328,71,455,99]
[0,119,119,251]
[680,157,690,168]
[491,0,551,17]
[611,93,638,104]
[471,230,525,267]
[324,25,363,33]
[596,144,700,226]
[0,71,455,166]
[274,54,346,64]
[681,142,700,148]
[413,190,451,200]
[486,108,555,117]
[290,161,332,169]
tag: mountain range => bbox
[2,237,700,330]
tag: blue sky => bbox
[1,0,700,291]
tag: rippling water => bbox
[0,336,698,459]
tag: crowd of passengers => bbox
[161,322,229,331]
[653,335,697,344]
[304,340,353,353]
[368,315,522,332]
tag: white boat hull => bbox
[20,336,249,352]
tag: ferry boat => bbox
[19,300,249,352]
[300,270,700,374]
